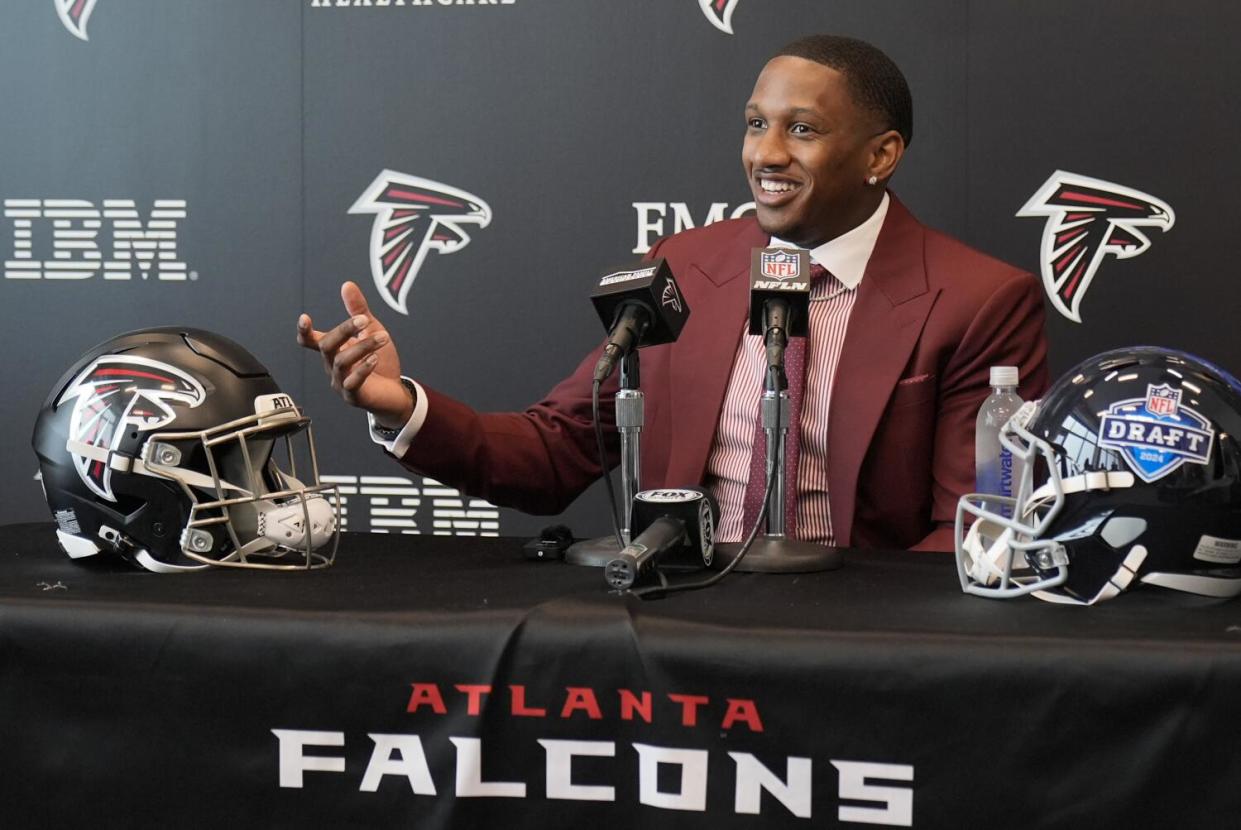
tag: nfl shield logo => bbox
[1145,384,1181,417]
[760,250,800,280]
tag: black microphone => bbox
[604,488,718,590]
[748,248,811,374]
[591,258,690,382]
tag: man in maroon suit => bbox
[298,35,1048,552]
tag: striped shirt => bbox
[705,194,890,544]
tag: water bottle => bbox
[975,366,1024,518]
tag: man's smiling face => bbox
[743,56,886,248]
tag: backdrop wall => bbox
[3,0,1236,540]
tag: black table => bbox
[2,522,1239,828]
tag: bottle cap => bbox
[990,366,1019,387]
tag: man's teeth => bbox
[760,180,797,193]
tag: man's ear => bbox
[869,130,906,184]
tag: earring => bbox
[867,175,878,186]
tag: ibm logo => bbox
[322,474,500,536]
[4,198,190,281]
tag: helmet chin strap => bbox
[963,521,1017,586]
[254,491,335,551]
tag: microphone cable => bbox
[629,386,783,600]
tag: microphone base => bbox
[564,535,622,567]
[712,537,843,573]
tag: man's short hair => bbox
[774,35,913,147]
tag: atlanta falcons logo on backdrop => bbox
[349,170,492,315]
[699,0,740,34]
[58,356,205,501]
[1018,171,1174,323]
[55,0,98,41]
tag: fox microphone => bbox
[604,488,718,590]
[591,258,690,382]
[748,248,811,373]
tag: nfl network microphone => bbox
[604,488,718,590]
[591,258,689,382]
[749,248,811,371]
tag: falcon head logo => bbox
[661,279,684,314]
[699,0,741,34]
[56,0,98,41]
[1018,171,1174,323]
[57,355,206,501]
[349,170,492,315]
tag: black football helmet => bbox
[33,328,337,572]
[956,346,1241,604]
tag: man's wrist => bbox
[373,378,417,437]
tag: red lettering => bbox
[721,698,764,732]
[668,693,710,727]
[561,687,603,720]
[454,684,492,716]
[406,683,447,714]
[618,689,652,723]
[509,685,546,717]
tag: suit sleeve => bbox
[910,270,1050,552]
[387,236,672,515]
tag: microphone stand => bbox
[713,359,842,573]
[566,350,642,566]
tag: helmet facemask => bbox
[140,397,338,571]
[956,400,1074,599]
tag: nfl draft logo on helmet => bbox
[349,170,492,316]
[1098,383,1214,483]
[56,0,98,41]
[698,0,740,34]
[1017,171,1174,323]
[58,355,205,501]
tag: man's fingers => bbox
[341,353,378,394]
[296,314,323,349]
[341,281,373,320]
[317,313,370,358]
[333,331,390,382]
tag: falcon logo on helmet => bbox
[698,0,741,34]
[57,355,205,501]
[55,0,99,41]
[1017,171,1174,323]
[349,170,492,315]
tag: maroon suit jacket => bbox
[399,196,1049,551]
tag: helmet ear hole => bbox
[1100,516,1147,549]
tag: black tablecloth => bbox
[2,522,1240,828]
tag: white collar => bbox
[769,192,889,290]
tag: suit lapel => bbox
[665,220,767,486]
[828,196,938,545]
[662,203,938,547]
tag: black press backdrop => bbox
[2,0,1237,539]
